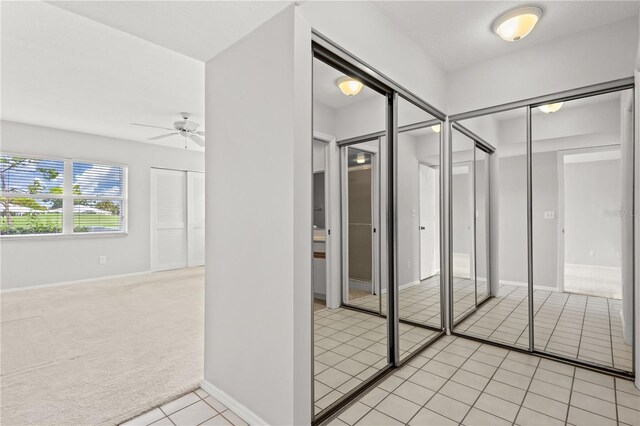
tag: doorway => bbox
[419,163,439,281]
[451,127,494,325]
[558,147,622,299]
[341,143,380,311]
[150,168,205,272]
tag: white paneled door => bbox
[151,168,204,272]
[187,171,205,267]
[419,164,439,280]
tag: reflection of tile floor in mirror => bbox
[330,335,639,426]
[342,276,631,371]
[345,276,443,327]
[314,308,438,415]
[455,283,632,371]
[346,276,487,328]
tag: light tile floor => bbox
[314,307,439,414]
[343,276,633,371]
[121,388,247,426]
[329,335,640,426]
[456,283,632,371]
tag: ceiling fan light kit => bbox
[131,112,205,148]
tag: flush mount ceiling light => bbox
[431,124,441,133]
[492,6,543,42]
[337,76,364,97]
[538,102,564,113]
[356,152,366,164]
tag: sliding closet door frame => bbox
[311,32,448,425]
[339,143,381,312]
[312,40,395,426]
[448,123,496,328]
[448,77,636,379]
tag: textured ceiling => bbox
[375,1,640,71]
[1,1,205,149]
[48,1,292,62]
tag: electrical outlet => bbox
[588,250,595,257]
[407,260,411,270]
[99,256,107,265]
[616,251,621,258]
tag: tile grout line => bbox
[606,298,615,370]
[459,345,514,424]
[457,284,524,345]
[575,296,588,365]
[341,338,459,425]
[540,290,570,353]
[476,284,527,346]
[508,286,549,348]
[564,362,577,425]
[510,354,540,426]
[401,338,491,425]
[315,308,439,409]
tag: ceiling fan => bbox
[131,112,205,148]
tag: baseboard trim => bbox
[1,270,152,293]
[201,380,268,426]
[380,280,420,295]
[500,280,559,292]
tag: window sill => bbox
[0,232,128,241]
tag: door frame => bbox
[187,170,205,268]
[556,144,623,294]
[150,166,204,272]
[340,142,380,309]
[339,138,383,313]
[418,162,440,281]
[313,131,340,309]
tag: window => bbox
[1,154,127,236]
[72,162,125,233]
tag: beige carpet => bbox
[1,268,204,426]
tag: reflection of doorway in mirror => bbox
[452,162,474,279]
[312,139,329,311]
[560,147,622,299]
[419,163,439,280]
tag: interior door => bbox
[187,171,205,267]
[341,142,380,313]
[151,168,187,271]
[419,164,439,280]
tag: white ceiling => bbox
[3,1,638,151]
[375,1,640,71]
[1,1,206,150]
[48,1,292,62]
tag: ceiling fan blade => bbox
[131,123,175,131]
[196,131,205,135]
[148,133,180,140]
[189,134,205,147]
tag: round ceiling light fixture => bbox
[337,76,364,97]
[538,102,564,113]
[492,6,543,42]
[431,124,441,133]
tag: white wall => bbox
[448,17,639,114]
[313,100,336,137]
[299,1,447,112]
[204,7,312,425]
[0,120,204,290]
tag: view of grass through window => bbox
[1,155,125,235]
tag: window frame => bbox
[1,152,128,239]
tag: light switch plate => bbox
[544,211,555,219]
